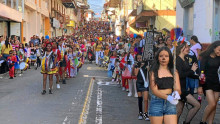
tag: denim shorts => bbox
[149,94,177,116]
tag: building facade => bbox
[176,0,220,43]
[0,0,23,40]
[103,0,176,37]
[23,0,50,42]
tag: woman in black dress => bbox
[198,41,220,124]
[176,41,200,124]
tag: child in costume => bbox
[67,47,77,78]
[86,46,95,63]
[52,41,61,89]
[14,47,20,76]
[98,47,105,67]
[7,50,17,79]
[108,51,117,78]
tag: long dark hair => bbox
[200,40,220,58]
[191,35,202,48]
[150,47,174,85]
[176,41,187,56]
[5,38,11,48]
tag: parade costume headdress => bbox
[170,27,183,91]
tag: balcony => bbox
[41,0,49,17]
[25,0,37,10]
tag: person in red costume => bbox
[119,51,129,91]
[7,50,17,79]
[52,41,61,89]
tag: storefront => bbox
[0,2,22,40]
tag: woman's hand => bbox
[198,87,203,95]
[191,62,198,72]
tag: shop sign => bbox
[66,21,75,27]
[179,0,195,8]
[53,18,60,28]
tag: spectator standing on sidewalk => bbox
[149,47,181,124]
[1,38,13,59]
[198,41,220,124]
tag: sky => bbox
[87,0,105,17]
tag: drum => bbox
[20,62,28,70]
[30,55,37,62]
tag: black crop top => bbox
[156,77,174,90]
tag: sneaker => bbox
[126,89,129,92]
[218,100,220,105]
[138,112,143,120]
[194,88,198,94]
[134,93,138,97]
[128,92,132,97]
[112,79,115,82]
[143,113,150,121]
[200,122,207,124]
[49,89,53,94]
[9,77,13,79]
[122,87,125,91]
[57,84,60,89]
[41,90,46,95]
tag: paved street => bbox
[0,63,219,124]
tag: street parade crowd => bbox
[0,20,220,124]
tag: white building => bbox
[176,0,220,43]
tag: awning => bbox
[129,10,176,27]
[128,9,137,17]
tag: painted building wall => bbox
[23,0,50,42]
[155,16,176,31]
[143,0,176,10]
[176,0,214,43]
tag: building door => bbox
[214,0,220,41]
[183,5,194,41]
